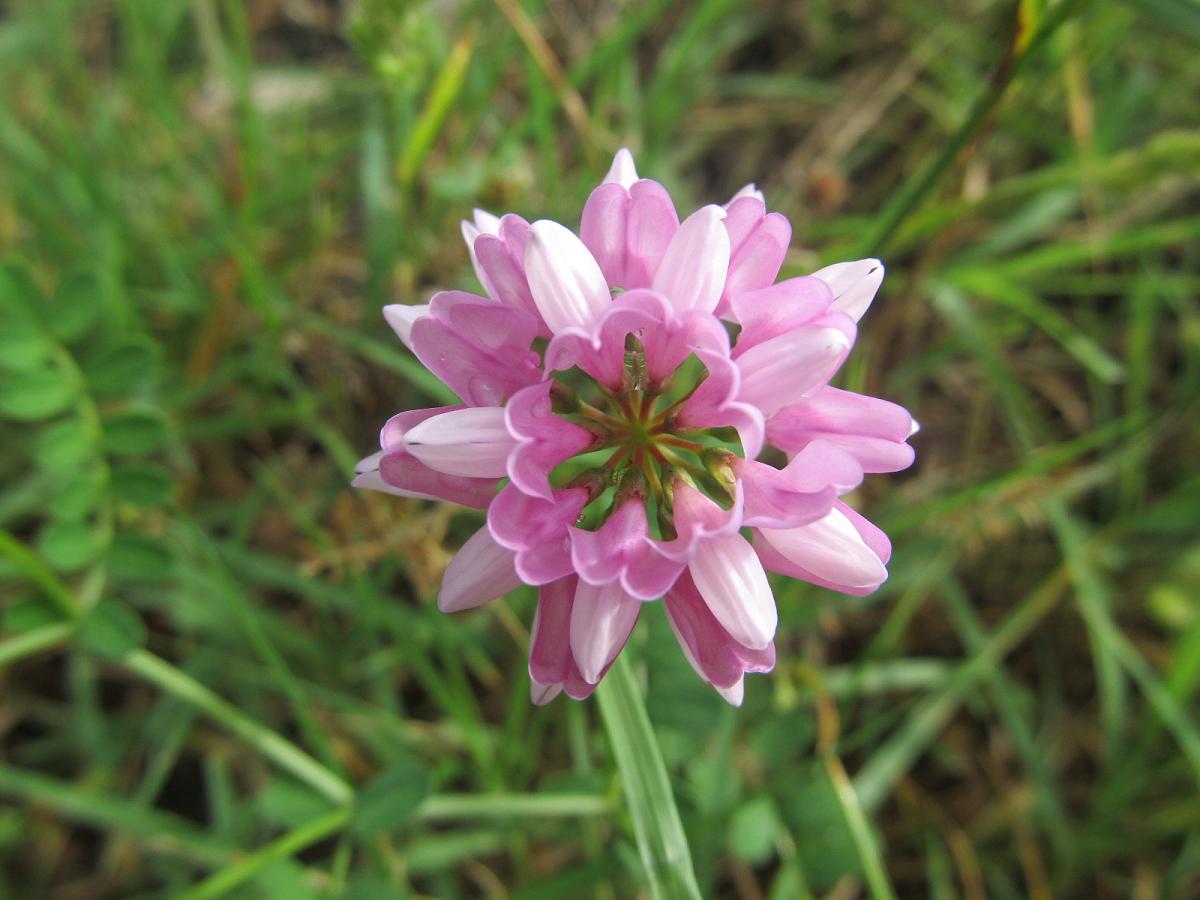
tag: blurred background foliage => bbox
[1,0,1199,897]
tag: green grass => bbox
[2,0,1199,897]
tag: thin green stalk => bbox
[856,0,1089,255]
[0,621,74,667]
[121,649,353,805]
[174,807,351,900]
[419,793,613,820]
[596,654,702,900]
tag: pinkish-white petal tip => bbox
[812,258,884,322]
[717,678,745,706]
[688,533,777,651]
[651,204,730,315]
[760,507,887,590]
[402,407,515,478]
[472,209,501,235]
[736,326,851,417]
[531,680,562,705]
[383,303,431,352]
[728,183,765,205]
[569,581,640,684]
[603,148,638,189]
[524,220,612,334]
[908,417,921,438]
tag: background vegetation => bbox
[1,0,1199,896]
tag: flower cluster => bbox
[355,150,915,705]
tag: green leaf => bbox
[102,410,169,455]
[352,754,433,838]
[3,595,62,633]
[110,463,173,507]
[79,600,147,659]
[34,417,94,470]
[0,368,76,420]
[84,338,160,396]
[729,795,781,865]
[108,532,173,582]
[50,469,103,520]
[0,319,51,372]
[48,272,102,342]
[37,521,100,572]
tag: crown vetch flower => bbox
[355,149,915,705]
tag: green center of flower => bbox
[548,337,742,537]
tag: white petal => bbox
[811,259,884,322]
[524,220,612,334]
[651,205,730,315]
[437,525,522,612]
[383,304,431,352]
[569,580,640,684]
[603,148,638,188]
[760,507,886,589]
[736,327,850,416]
[403,407,514,478]
[688,533,777,650]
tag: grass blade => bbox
[596,654,703,900]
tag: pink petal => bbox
[580,183,630,289]
[603,148,639,188]
[811,258,884,322]
[757,504,888,593]
[544,289,667,389]
[676,347,765,460]
[471,214,546,329]
[505,381,595,501]
[737,440,864,529]
[408,294,542,406]
[403,406,516,478]
[437,524,522,612]
[687,532,777,650]
[657,480,745,562]
[383,303,431,352]
[529,575,576,685]
[735,326,852,417]
[488,484,590,585]
[718,198,791,314]
[730,277,833,356]
[665,570,775,690]
[766,387,916,474]
[625,180,679,288]
[370,453,498,508]
[651,205,730,315]
[524,220,612,334]
[570,580,641,684]
[570,498,684,600]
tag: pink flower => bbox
[355,149,915,705]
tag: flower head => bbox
[356,150,915,705]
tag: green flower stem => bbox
[121,649,354,806]
[0,622,75,668]
[175,807,352,900]
[596,654,702,900]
